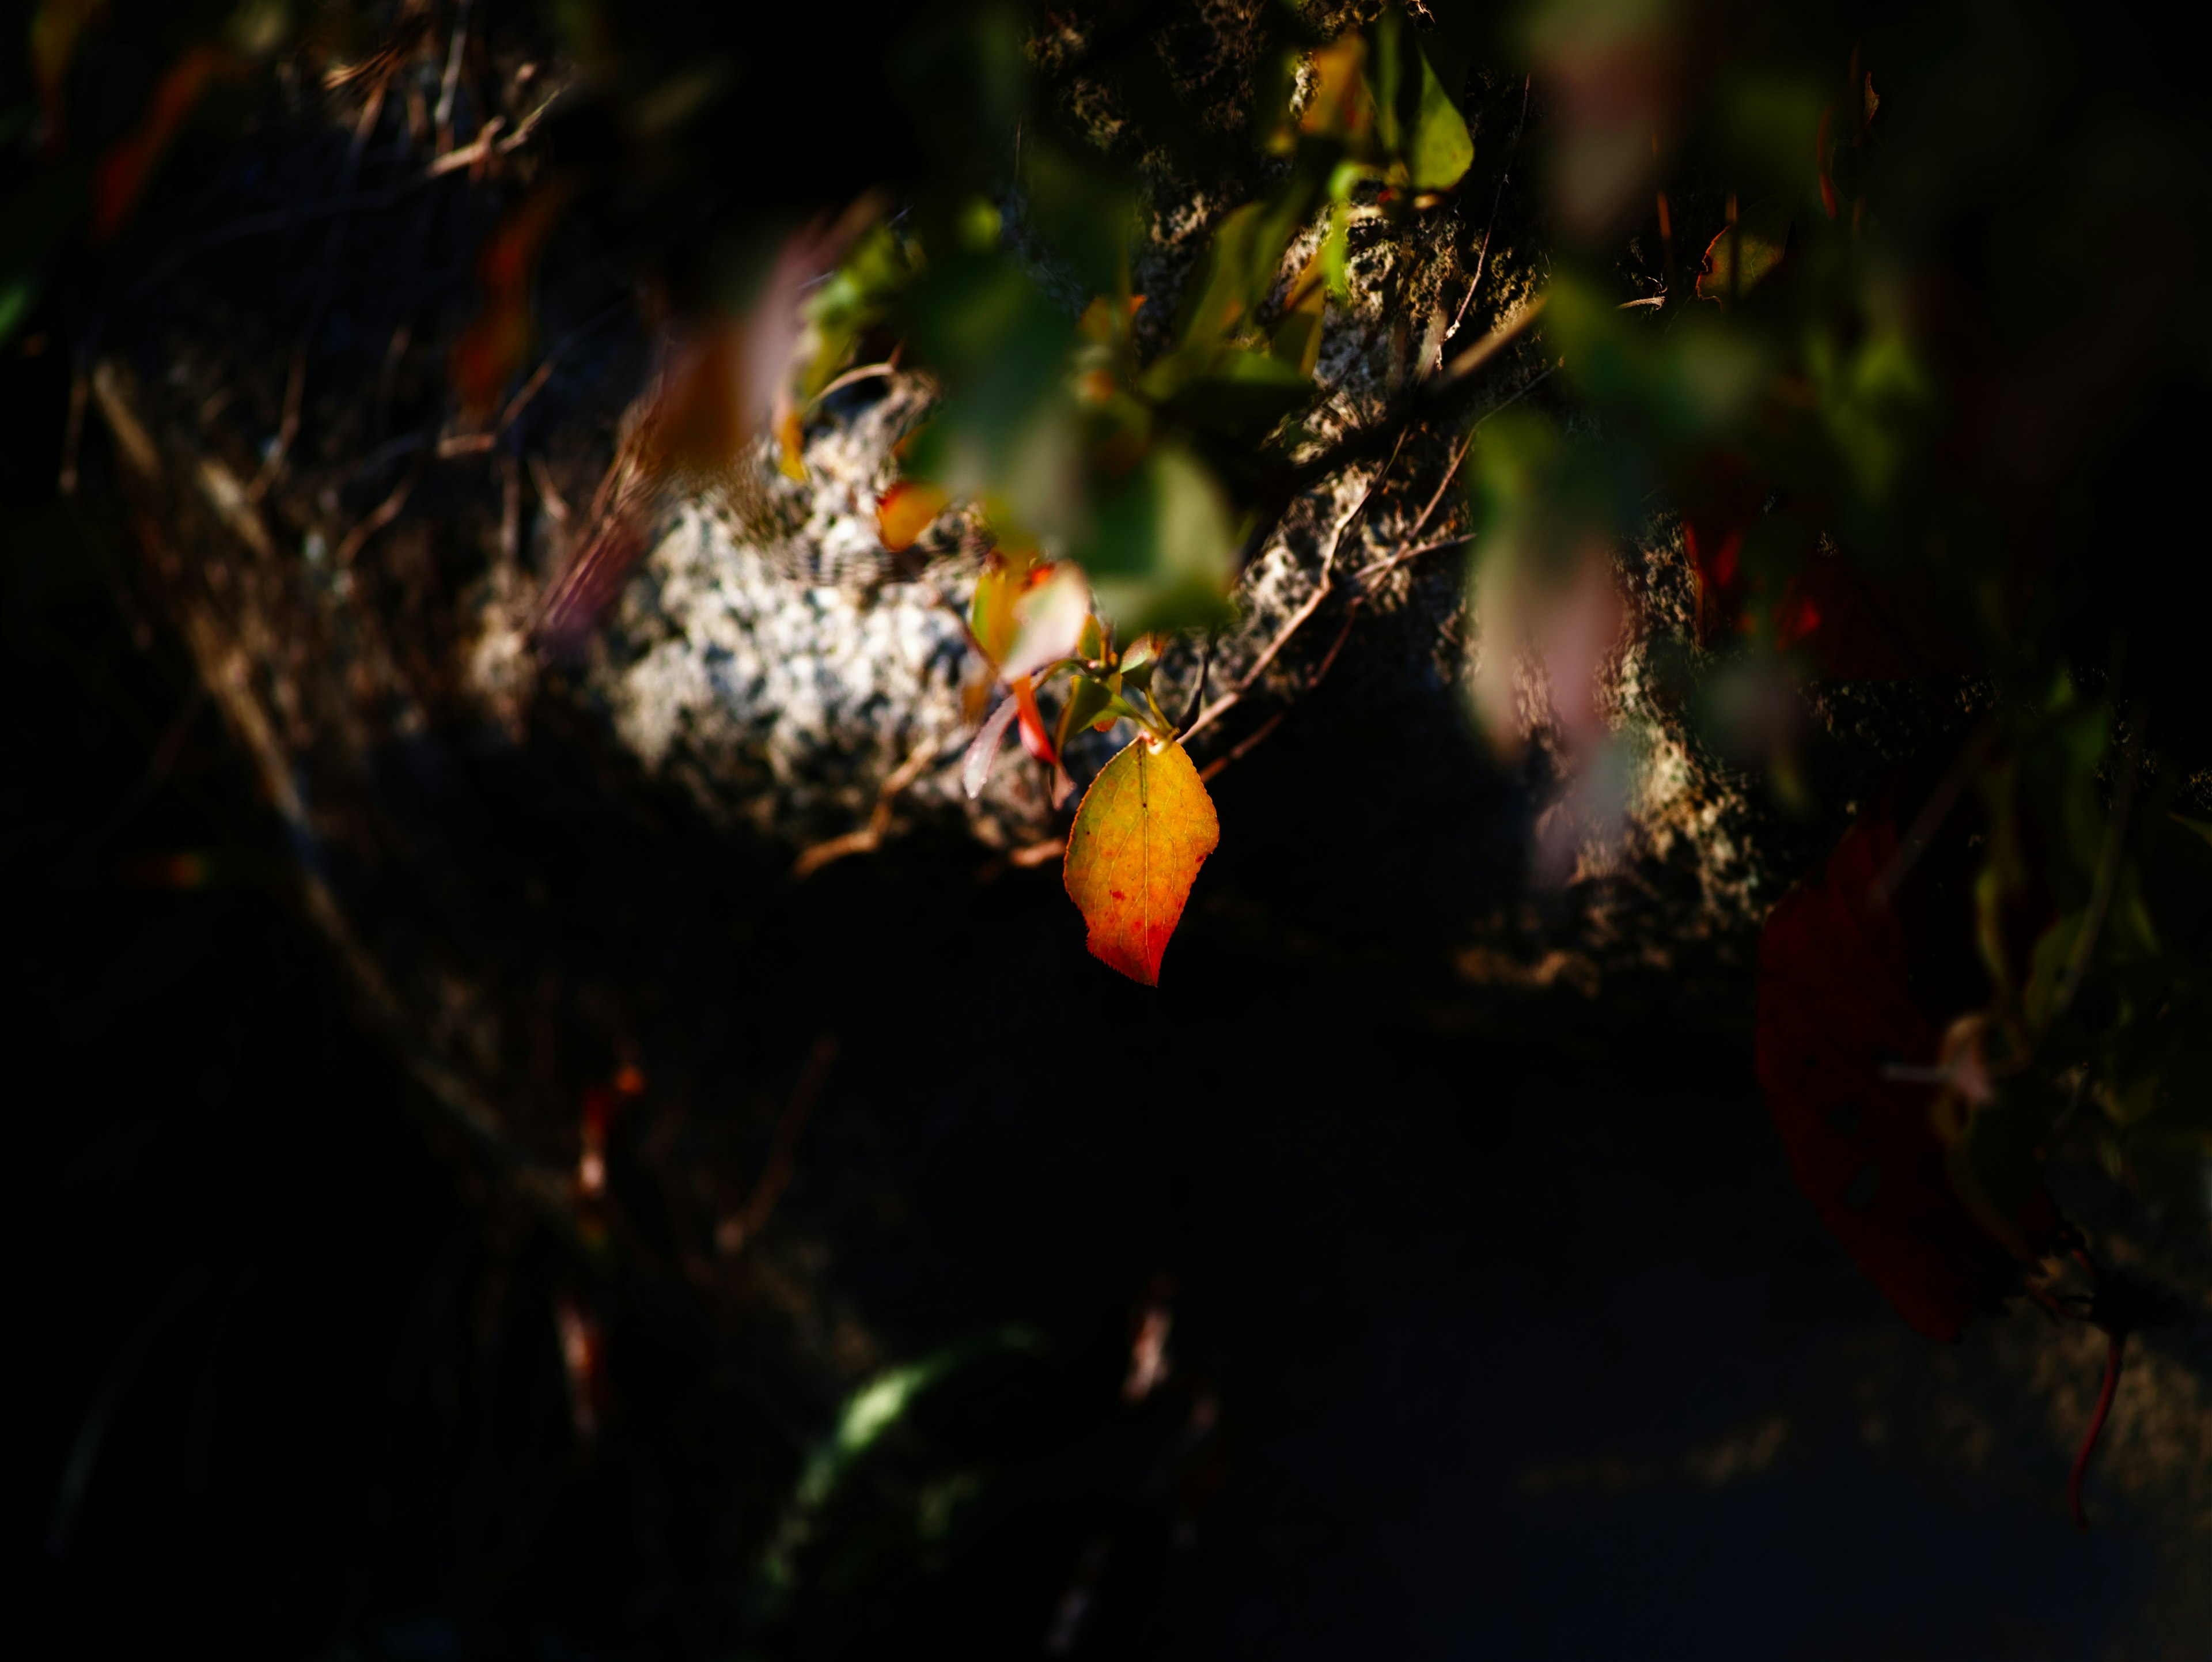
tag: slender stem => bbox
[2052,742,2138,1021]
[1872,716,2001,906]
[2069,1332,2126,1532]
[1437,73,1532,371]
[1176,630,1217,736]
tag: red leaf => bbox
[1013,674,1056,764]
[92,46,228,242]
[451,184,571,418]
[1755,783,2055,1339]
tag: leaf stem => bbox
[2069,1331,2125,1532]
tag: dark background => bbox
[6,427,2196,1658]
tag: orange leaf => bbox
[1063,736,1218,986]
[877,480,948,553]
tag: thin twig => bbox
[1357,533,1473,585]
[1176,630,1218,735]
[252,81,389,502]
[2070,1332,2125,1532]
[439,356,554,456]
[790,737,942,878]
[498,85,563,154]
[1198,709,1285,784]
[90,684,207,843]
[1404,427,1476,548]
[334,460,422,566]
[2052,742,2139,1021]
[1184,444,1403,743]
[805,356,901,410]
[1435,291,1547,390]
[1872,715,2003,906]
[58,347,90,495]
[1196,580,1368,784]
[434,0,474,152]
[529,454,571,526]
[1437,73,1531,371]
[727,1036,838,1249]
[426,113,505,176]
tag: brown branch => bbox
[528,454,572,525]
[790,737,942,878]
[1435,291,1547,390]
[498,86,563,154]
[1196,589,1367,786]
[1873,717,2003,906]
[722,1035,839,1252]
[1197,709,1285,784]
[805,354,902,410]
[1184,440,1404,743]
[57,348,91,495]
[434,0,474,153]
[1404,428,1476,548]
[334,461,422,567]
[251,81,391,502]
[1437,72,1532,370]
[437,356,554,457]
[1356,533,1473,585]
[425,113,506,177]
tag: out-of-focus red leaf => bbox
[1756,785,2057,1339]
[91,46,229,241]
[452,183,571,418]
[1684,511,1968,679]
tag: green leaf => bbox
[1076,445,1238,637]
[1162,180,1321,373]
[1157,347,1315,442]
[798,221,919,402]
[2022,910,2084,1034]
[1406,41,1473,191]
[0,273,36,348]
[1058,672,1120,743]
[749,1328,1040,1609]
[1366,7,1470,192]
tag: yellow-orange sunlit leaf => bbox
[876,480,948,553]
[1063,736,1218,986]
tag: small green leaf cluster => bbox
[791,3,1476,643]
